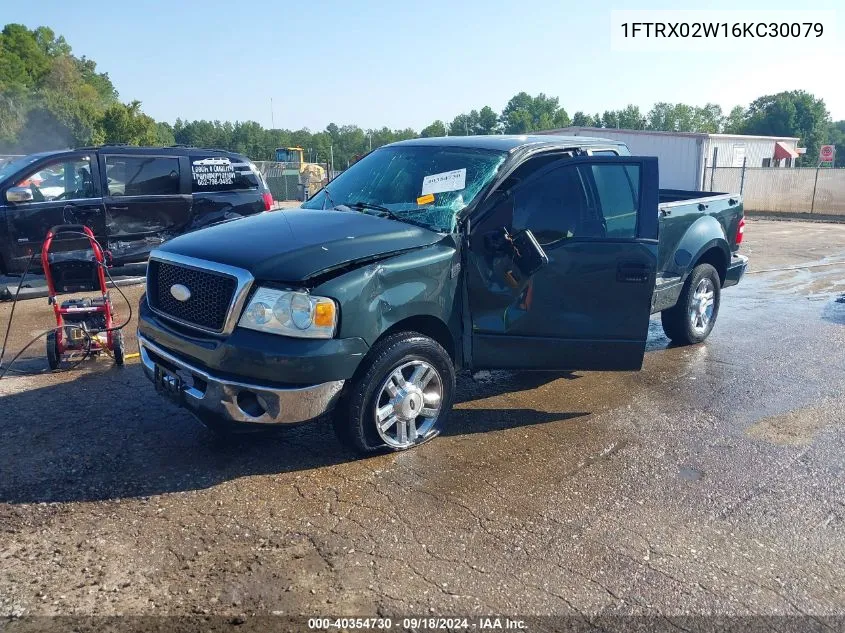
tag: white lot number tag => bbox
[421,168,466,196]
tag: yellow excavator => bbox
[274,147,326,199]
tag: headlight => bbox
[239,287,338,338]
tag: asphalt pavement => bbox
[0,219,843,628]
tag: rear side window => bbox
[590,164,639,238]
[190,155,260,193]
[105,156,180,196]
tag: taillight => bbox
[735,217,745,245]
[262,192,273,211]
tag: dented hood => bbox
[156,208,444,282]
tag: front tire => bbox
[112,330,125,366]
[333,331,455,454]
[661,263,721,345]
[46,331,61,370]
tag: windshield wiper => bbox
[321,185,337,210]
[335,201,445,232]
[343,201,402,222]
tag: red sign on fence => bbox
[819,145,835,163]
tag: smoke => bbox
[0,107,76,154]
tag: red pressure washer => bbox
[41,224,125,369]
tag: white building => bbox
[539,127,802,191]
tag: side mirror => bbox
[6,186,34,204]
[510,229,548,278]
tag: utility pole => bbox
[270,97,274,129]
[368,133,372,151]
[330,144,334,177]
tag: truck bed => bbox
[659,189,735,205]
[652,189,744,314]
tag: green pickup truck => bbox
[137,135,747,453]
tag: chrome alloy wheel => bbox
[689,277,715,335]
[374,360,443,449]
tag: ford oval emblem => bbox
[170,284,191,302]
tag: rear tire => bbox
[333,331,455,455]
[46,331,61,370]
[112,330,125,366]
[661,263,721,345]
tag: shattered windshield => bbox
[302,145,507,232]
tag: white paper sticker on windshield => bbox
[421,168,466,196]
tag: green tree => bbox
[647,102,708,132]
[0,23,52,87]
[100,100,157,145]
[33,26,71,57]
[723,106,747,134]
[0,86,28,146]
[617,104,647,130]
[420,120,447,137]
[449,112,475,136]
[694,103,723,133]
[743,90,830,166]
[0,24,121,152]
[501,92,568,133]
[601,110,620,129]
[571,111,594,127]
[155,121,176,146]
[74,56,117,105]
[477,106,499,134]
[552,108,570,128]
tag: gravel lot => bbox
[1,219,844,630]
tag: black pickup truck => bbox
[137,135,747,453]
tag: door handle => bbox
[616,262,651,283]
[110,206,129,211]
[63,205,101,212]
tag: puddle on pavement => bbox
[822,294,845,324]
[745,403,839,446]
[756,266,845,300]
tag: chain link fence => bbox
[253,161,342,202]
[703,166,845,216]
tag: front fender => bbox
[667,215,729,281]
[313,240,461,347]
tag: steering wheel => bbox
[28,183,45,203]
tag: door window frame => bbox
[5,153,101,206]
[101,153,189,199]
[471,154,658,245]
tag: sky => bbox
[5,0,844,130]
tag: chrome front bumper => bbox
[138,335,344,426]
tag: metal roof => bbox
[387,134,623,152]
[543,127,801,142]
